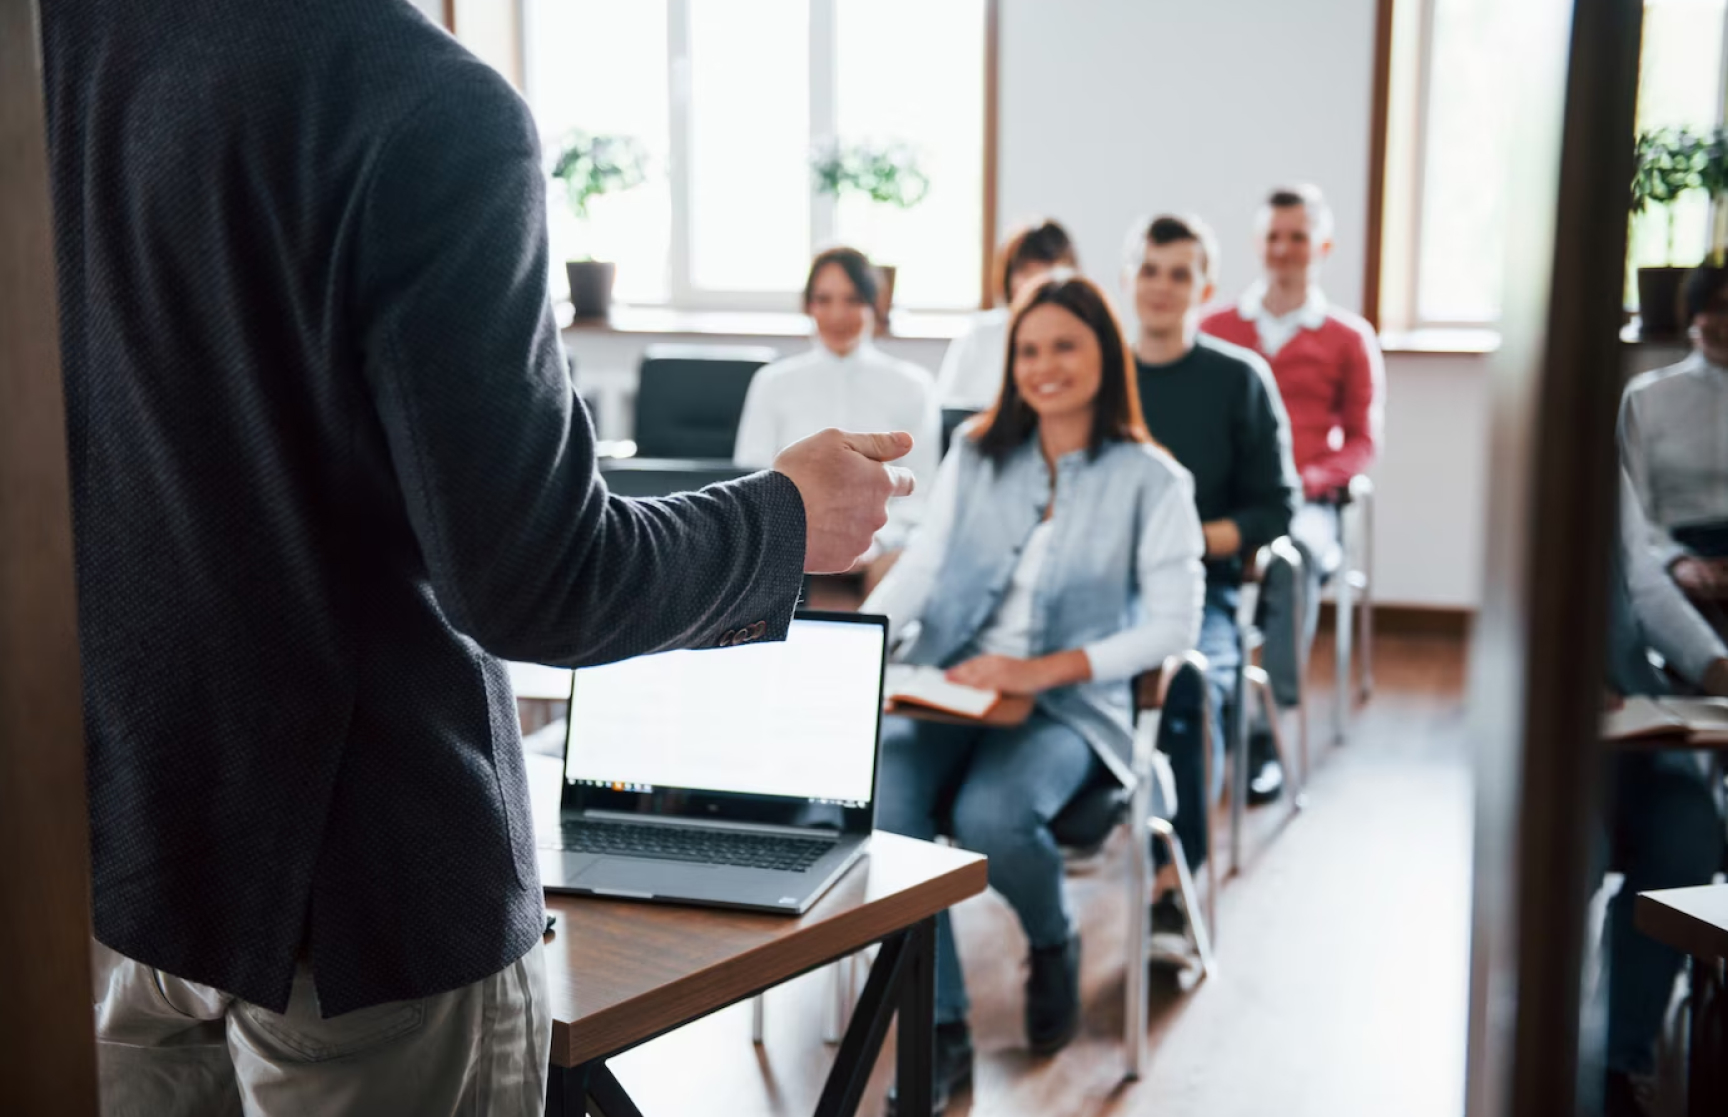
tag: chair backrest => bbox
[634,344,778,459]
[940,407,979,457]
[598,458,753,498]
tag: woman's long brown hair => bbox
[972,273,1152,465]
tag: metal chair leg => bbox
[1149,819,1214,981]
[751,992,765,1044]
[821,958,852,1044]
[1333,554,1354,747]
[1248,666,1305,811]
[1201,693,1219,944]
[1125,718,1154,1083]
[1356,478,1376,702]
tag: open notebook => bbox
[884,664,1000,720]
[1602,696,1728,745]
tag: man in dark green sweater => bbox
[1124,215,1299,930]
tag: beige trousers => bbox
[91,940,551,1117]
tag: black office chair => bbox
[939,407,979,457]
[631,343,777,459]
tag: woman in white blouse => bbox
[864,273,1203,1110]
[734,247,938,588]
[933,218,1080,411]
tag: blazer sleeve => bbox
[351,67,805,666]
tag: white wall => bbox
[997,0,1378,314]
[994,0,1492,610]
[561,0,1494,609]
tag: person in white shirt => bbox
[934,219,1079,411]
[864,274,1203,1111]
[1620,264,1728,607]
[735,246,939,590]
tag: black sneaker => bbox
[1247,728,1284,806]
[1148,893,1193,965]
[1025,934,1081,1056]
[884,1020,973,1116]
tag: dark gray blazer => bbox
[43,0,805,1015]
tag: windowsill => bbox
[556,302,976,342]
[1376,327,1501,355]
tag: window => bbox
[526,0,987,312]
[1379,0,1728,329]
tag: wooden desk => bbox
[542,832,986,1117]
[1636,885,1728,1116]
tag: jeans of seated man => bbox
[874,712,1099,1025]
[1259,501,1342,708]
[90,939,552,1117]
[1602,750,1723,1077]
[1156,581,1241,871]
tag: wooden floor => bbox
[604,629,1472,1116]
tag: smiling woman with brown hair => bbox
[863,273,1204,1112]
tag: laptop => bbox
[538,611,888,914]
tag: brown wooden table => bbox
[541,832,986,1117]
[1636,885,1728,1116]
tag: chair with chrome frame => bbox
[1328,474,1376,745]
[749,653,1218,1085]
[1228,537,1309,877]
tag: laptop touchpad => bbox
[577,859,720,898]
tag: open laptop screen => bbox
[564,614,886,813]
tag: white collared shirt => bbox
[733,336,940,549]
[934,307,1011,410]
[1620,350,1728,567]
[1238,279,1329,358]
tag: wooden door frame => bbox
[1462,0,1643,1113]
[0,0,98,1111]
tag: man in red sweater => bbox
[1202,185,1383,798]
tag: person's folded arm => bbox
[353,64,804,666]
[1227,354,1301,552]
[1301,323,1384,498]
[1621,470,1727,683]
[1083,468,1207,684]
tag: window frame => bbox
[522,0,998,314]
[1371,0,1728,334]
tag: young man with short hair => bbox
[1202,185,1385,764]
[1125,214,1299,936]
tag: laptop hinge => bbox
[578,809,843,840]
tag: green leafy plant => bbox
[550,131,649,259]
[1631,127,1715,265]
[811,141,931,210]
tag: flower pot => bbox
[566,260,617,322]
[873,264,896,336]
[1636,266,1689,339]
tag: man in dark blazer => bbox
[43,1,913,1112]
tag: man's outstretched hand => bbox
[773,429,917,574]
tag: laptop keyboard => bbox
[558,820,831,872]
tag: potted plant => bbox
[811,141,930,330]
[551,130,649,321]
[1631,127,1711,337]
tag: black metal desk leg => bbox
[896,918,936,1117]
[543,1062,587,1117]
[815,928,917,1117]
[1689,956,1724,1117]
